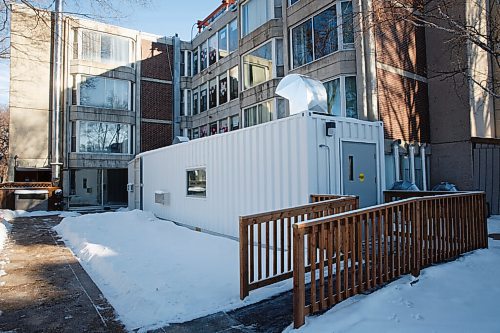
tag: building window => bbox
[193,50,199,76]
[81,30,131,66]
[78,121,130,154]
[231,115,240,130]
[200,124,208,137]
[193,128,200,139]
[187,90,192,116]
[219,73,228,105]
[243,100,273,127]
[241,0,269,37]
[276,38,284,77]
[229,19,238,53]
[229,66,239,100]
[187,51,192,76]
[209,78,218,109]
[324,75,357,118]
[210,122,218,135]
[187,169,206,197]
[180,89,185,115]
[219,26,228,59]
[219,118,228,133]
[290,2,354,69]
[289,0,300,5]
[80,75,130,110]
[243,41,273,90]
[181,52,185,76]
[200,41,208,71]
[200,84,208,112]
[192,90,199,115]
[208,34,218,66]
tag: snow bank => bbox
[285,216,500,333]
[0,218,12,252]
[54,210,291,331]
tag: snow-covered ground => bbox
[285,216,500,333]
[54,210,292,332]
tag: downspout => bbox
[392,140,401,182]
[172,34,182,139]
[409,144,416,184]
[420,144,427,190]
[51,0,63,186]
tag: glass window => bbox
[219,27,228,59]
[192,90,199,115]
[229,66,239,100]
[193,50,199,76]
[208,35,218,66]
[231,115,240,130]
[210,122,218,135]
[291,20,313,68]
[209,78,217,109]
[277,98,287,119]
[200,124,208,137]
[187,90,192,116]
[81,30,130,66]
[219,118,228,133]
[243,41,273,89]
[342,1,354,45]
[78,121,130,154]
[276,39,284,77]
[187,169,206,197]
[313,7,338,59]
[219,74,228,105]
[187,51,192,76]
[290,0,300,5]
[200,84,208,112]
[180,89,185,115]
[181,51,186,76]
[345,76,357,118]
[324,78,341,116]
[80,76,130,110]
[229,19,238,53]
[200,41,208,71]
[244,100,273,127]
[192,128,200,139]
[241,0,269,37]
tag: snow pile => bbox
[286,216,500,333]
[54,210,291,331]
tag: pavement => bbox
[0,215,124,333]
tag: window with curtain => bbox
[80,75,130,110]
[229,66,239,100]
[81,30,130,66]
[241,0,269,37]
[209,78,217,109]
[78,121,130,154]
[208,35,218,66]
[219,74,228,105]
[243,41,273,89]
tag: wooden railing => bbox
[310,194,347,203]
[384,190,459,203]
[239,195,358,299]
[292,192,488,328]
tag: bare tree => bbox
[0,104,9,181]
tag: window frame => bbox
[77,28,134,67]
[242,38,283,91]
[186,168,207,198]
[78,74,132,111]
[76,120,132,155]
[323,75,358,118]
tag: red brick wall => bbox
[141,81,173,121]
[141,122,172,152]
[141,40,174,81]
[140,39,174,152]
[377,69,430,142]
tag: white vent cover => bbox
[154,191,170,206]
[275,74,328,115]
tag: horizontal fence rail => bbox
[293,192,488,328]
[239,195,358,299]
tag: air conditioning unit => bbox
[154,190,170,206]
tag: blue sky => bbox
[0,0,221,105]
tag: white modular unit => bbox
[131,112,385,238]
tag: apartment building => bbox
[8,4,185,208]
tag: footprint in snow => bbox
[412,313,424,320]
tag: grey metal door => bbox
[342,141,377,207]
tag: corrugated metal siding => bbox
[138,113,385,238]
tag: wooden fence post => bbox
[481,193,489,249]
[412,200,422,277]
[293,227,306,329]
[240,217,249,300]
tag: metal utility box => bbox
[14,189,49,211]
[129,112,385,238]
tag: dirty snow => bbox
[54,210,291,331]
[0,217,12,253]
[285,216,500,333]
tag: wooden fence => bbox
[292,192,488,328]
[0,182,60,210]
[239,195,358,299]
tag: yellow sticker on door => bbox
[359,173,365,182]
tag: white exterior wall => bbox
[136,113,385,238]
